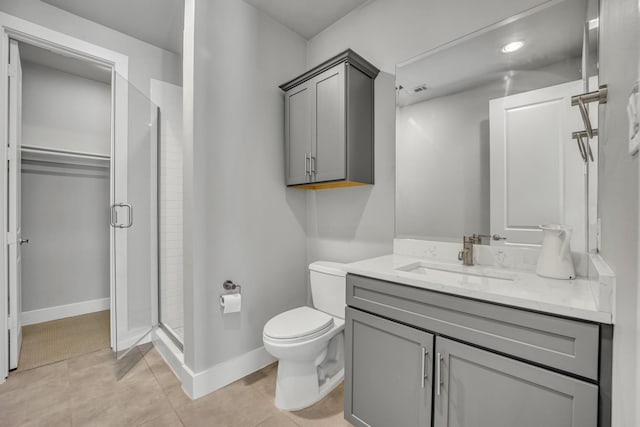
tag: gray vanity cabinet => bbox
[280,49,379,189]
[345,307,433,427]
[344,274,610,427]
[434,336,598,427]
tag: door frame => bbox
[0,12,129,382]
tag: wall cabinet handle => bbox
[304,153,310,176]
[436,352,443,396]
[310,156,316,174]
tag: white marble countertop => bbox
[345,253,613,324]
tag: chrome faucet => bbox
[458,234,506,266]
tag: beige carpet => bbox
[16,310,110,372]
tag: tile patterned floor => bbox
[0,344,351,426]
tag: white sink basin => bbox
[395,261,516,285]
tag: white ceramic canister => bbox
[536,224,576,280]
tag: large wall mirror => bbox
[395,0,599,252]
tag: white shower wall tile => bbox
[151,79,184,339]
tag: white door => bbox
[490,80,587,250]
[7,40,23,370]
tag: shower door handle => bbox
[110,204,118,227]
[121,203,133,228]
[110,203,133,228]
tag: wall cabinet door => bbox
[433,336,598,427]
[310,63,346,183]
[345,307,433,427]
[284,82,312,185]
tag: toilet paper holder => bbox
[222,280,241,294]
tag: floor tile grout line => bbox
[12,344,111,375]
[140,347,187,424]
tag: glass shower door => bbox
[111,72,158,357]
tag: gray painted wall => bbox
[599,0,640,424]
[0,0,182,93]
[21,163,109,311]
[185,0,308,371]
[22,61,111,155]
[20,61,111,312]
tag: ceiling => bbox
[40,0,365,53]
[243,0,370,39]
[41,0,184,54]
[396,0,590,106]
[19,42,112,84]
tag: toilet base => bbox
[274,360,344,411]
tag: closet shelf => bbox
[21,145,110,168]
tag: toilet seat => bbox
[263,306,334,344]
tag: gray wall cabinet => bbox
[280,50,379,189]
[344,274,611,427]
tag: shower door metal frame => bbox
[155,104,184,351]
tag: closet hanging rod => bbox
[21,144,110,161]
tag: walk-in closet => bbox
[14,42,112,370]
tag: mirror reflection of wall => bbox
[395,0,599,251]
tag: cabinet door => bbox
[284,83,312,185]
[345,307,433,427]
[311,63,346,182]
[434,336,598,427]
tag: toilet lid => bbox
[264,306,334,340]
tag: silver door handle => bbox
[121,203,133,228]
[110,205,118,227]
[310,156,316,174]
[304,153,310,177]
[111,203,133,228]
[436,352,443,396]
[19,238,29,245]
[420,347,428,388]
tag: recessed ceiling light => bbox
[501,41,524,53]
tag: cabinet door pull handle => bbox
[304,153,310,177]
[310,155,316,174]
[436,352,443,396]
[420,347,428,388]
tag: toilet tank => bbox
[309,261,347,319]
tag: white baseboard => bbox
[182,346,275,400]
[21,297,110,326]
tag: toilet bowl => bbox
[262,261,346,411]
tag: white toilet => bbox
[263,261,346,411]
